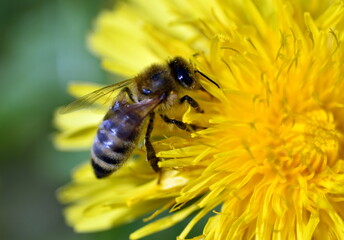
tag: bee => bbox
[62,57,219,178]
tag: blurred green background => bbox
[0,1,208,239]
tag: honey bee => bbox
[62,57,219,178]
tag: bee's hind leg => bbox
[145,112,160,173]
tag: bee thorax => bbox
[158,93,179,112]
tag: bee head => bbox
[168,57,198,90]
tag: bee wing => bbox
[60,79,133,114]
[120,96,164,118]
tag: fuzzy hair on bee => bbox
[61,57,219,178]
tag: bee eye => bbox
[168,58,194,88]
[176,69,193,87]
[141,88,152,95]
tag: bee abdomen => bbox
[91,119,139,178]
[91,144,128,179]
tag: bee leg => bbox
[180,95,204,113]
[121,87,135,102]
[160,114,202,132]
[145,112,160,172]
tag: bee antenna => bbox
[195,70,220,88]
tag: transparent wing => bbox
[60,79,133,114]
[121,96,163,117]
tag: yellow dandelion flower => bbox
[55,0,344,239]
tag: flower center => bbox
[293,110,341,168]
[257,109,342,182]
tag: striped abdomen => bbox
[91,103,145,178]
[91,98,162,178]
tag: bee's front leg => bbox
[120,87,135,102]
[179,95,203,113]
